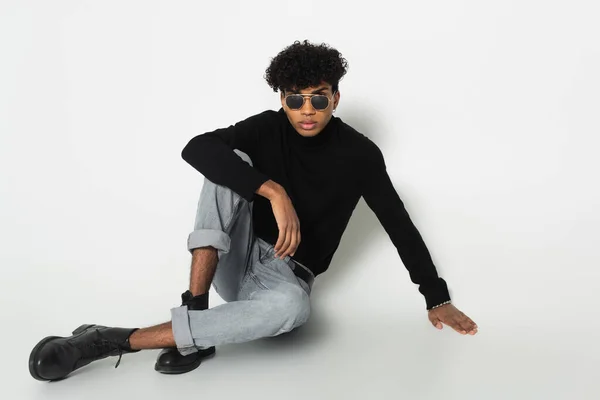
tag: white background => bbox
[1,1,599,399]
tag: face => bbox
[280,81,341,137]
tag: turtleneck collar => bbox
[278,107,338,148]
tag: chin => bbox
[298,129,321,137]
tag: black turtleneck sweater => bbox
[181,108,450,309]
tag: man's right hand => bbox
[256,180,301,259]
[270,192,301,259]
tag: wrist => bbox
[428,300,451,311]
[268,186,287,202]
[257,180,285,201]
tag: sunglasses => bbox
[284,91,337,111]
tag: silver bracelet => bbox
[429,300,451,311]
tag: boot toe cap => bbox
[156,348,191,367]
[29,337,72,381]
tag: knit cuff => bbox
[419,278,451,310]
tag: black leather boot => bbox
[29,324,139,381]
[154,290,216,374]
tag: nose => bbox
[301,98,316,115]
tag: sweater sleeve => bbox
[360,140,451,310]
[181,112,272,202]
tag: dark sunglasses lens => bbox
[311,95,329,110]
[286,95,304,109]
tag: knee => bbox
[233,149,253,167]
[271,288,311,334]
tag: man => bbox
[29,39,478,382]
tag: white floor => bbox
[9,299,598,400]
[6,198,599,400]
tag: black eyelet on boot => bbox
[154,290,216,374]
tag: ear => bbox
[333,90,340,109]
[280,91,286,108]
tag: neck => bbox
[279,108,337,148]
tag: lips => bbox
[300,121,317,129]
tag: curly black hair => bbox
[264,40,349,94]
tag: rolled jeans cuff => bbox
[170,305,198,356]
[187,229,231,256]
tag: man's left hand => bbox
[428,303,478,335]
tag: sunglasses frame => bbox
[284,91,338,111]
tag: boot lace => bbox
[81,329,127,368]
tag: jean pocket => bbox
[258,243,277,264]
[249,271,269,290]
[258,252,271,264]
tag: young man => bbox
[29,40,478,382]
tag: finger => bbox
[279,226,292,259]
[462,318,478,334]
[274,224,288,257]
[458,319,473,334]
[291,227,301,256]
[468,318,478,330]
[450,319,467,334]
[279,226,293,258]
[454,311,478,332]
[458,312,478,329]
[456,321,475,335]
[429,316,443,330]
[287,227,298,258]
[283,225,297,258]
[460,314,477,332]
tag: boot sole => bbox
[29,336,61,381]
[154,347,216,374]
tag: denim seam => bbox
[222,196,242,234]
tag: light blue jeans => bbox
[171,150,314,356]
